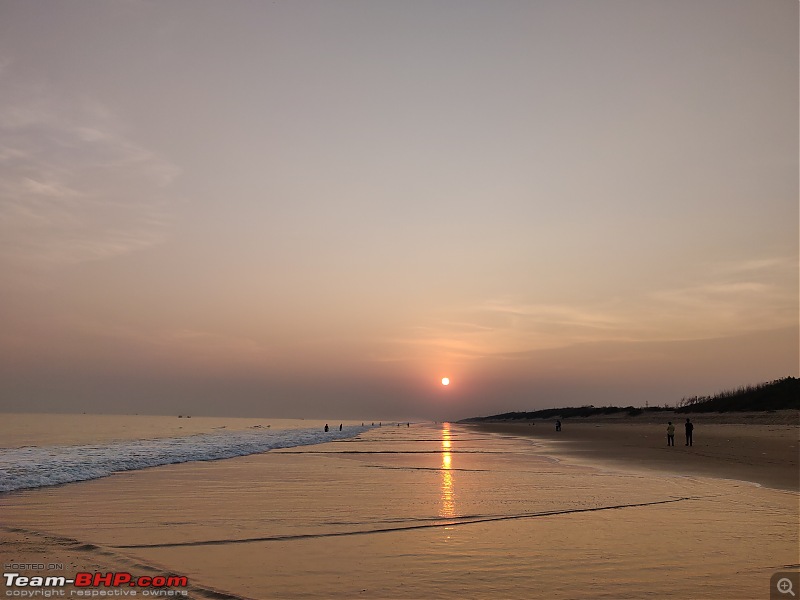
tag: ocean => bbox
[0,415,797,599]
[0,414,371,493]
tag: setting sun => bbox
[441,377,450,386]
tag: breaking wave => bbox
[0,425,370,493]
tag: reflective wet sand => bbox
[1,423,797,599]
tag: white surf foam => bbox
[0,425,370,493]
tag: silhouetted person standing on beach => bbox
[339,424,342,431]
[685,418,693,446]
[667,421,675,446]
[324,424,329,432]
[555,420,562,432]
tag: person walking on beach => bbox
[555,419,562,432]
[685,418,693,446]
[666,421,675,446]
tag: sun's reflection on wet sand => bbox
[440,422,455,518]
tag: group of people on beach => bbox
[666,418,693,446]
[551,417,695,447]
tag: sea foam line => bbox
[0,425,370,493]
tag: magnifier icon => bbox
[777,578,796,596]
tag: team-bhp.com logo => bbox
[4,572,188,597]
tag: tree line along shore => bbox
[461,376,799,422]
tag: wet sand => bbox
[466,411,800,492]
[1,422,798,599]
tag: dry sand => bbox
[1,421,798,599]
[466,410,800,491]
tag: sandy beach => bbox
[1,418,798,599]
[466,410,800,492]
[2,2,797,599]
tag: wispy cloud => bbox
[376,255,798,366]
[716,256,797,275]
[0,64,180,267]
[375,300,631,365]
[644,281,797,339]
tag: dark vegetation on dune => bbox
[463,377,799,421]
[675,376,799,413]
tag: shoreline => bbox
[1,422,797,599]
[465,411,799,492]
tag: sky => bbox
[0,0,797,421]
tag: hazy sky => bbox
[0,1,797,420]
